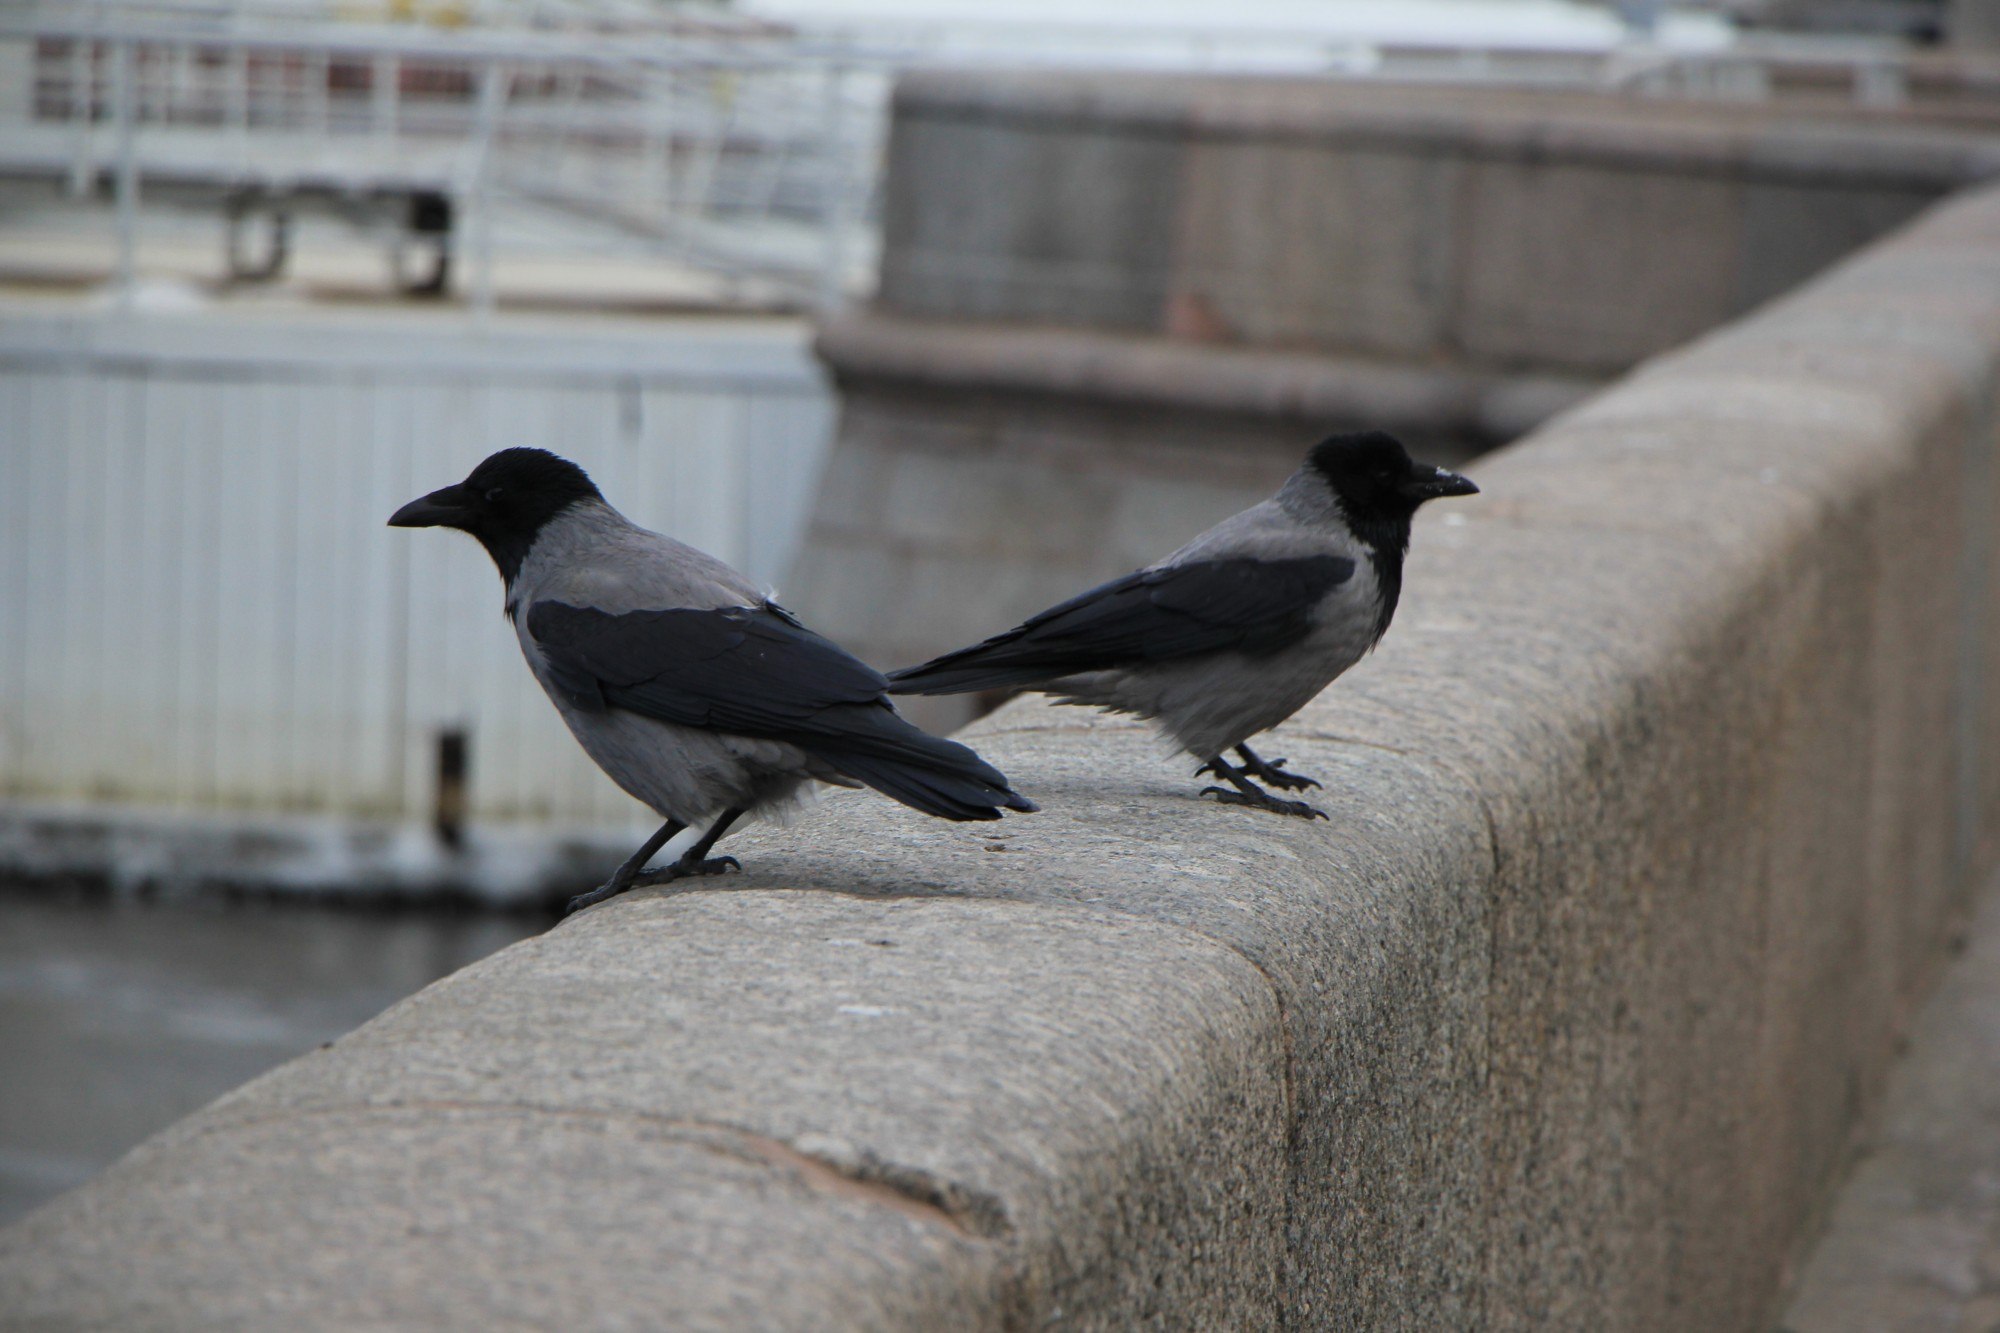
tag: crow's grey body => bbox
[507,499,849,826]
[1033,476,1386,762]
[390,448,1032,910]
[888,432,1477,816]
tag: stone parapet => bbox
[877,70,1999,375]
[7,179,2000,1333]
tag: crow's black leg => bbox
[630,806,746,889]
[1235,743,1321,792]
[567,817,686,914]
[1197,756,1326,820]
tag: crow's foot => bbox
[1199,785,1327,820]
[631,855,741,889]
[565,855,741,915]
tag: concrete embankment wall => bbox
[7,187,2000,1329]
[874,70,1998,373]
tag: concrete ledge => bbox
[8,191,2000,1327]
[0,893,1289,1327]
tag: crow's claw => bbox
[565,881,624,915]
[1200,785,1328,820]
[1240,753,1322,791]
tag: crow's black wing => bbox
[886,555,1355,695]
[527,599,1035,820]
[527,600,889,736]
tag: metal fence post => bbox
[372,52,398,142]
[65,32,94,196]
[112,34,137,311]
[817,61,848,313]
[469,59,507,321]
[309,50,330,135]
[227,41,249,167]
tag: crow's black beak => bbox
[1401,466,1480,502]
[388,484,472,529]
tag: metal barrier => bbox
[0,9,888,309]
[0,6,1956,313]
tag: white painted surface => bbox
[0,307,836,829]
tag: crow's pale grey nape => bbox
[390,448,1036,914]
[889,432,1478,819]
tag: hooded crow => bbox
[390,448,1036,913]
[887,431,1477,819]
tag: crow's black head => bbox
[1303,432,1479,639]
[388,448,603,585]
[1307,431,1479,530]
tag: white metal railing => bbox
[0,7,891,309]
[0,4,1951,315]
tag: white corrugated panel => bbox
[0,308,835,828]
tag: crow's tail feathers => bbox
[808,706,1037,821]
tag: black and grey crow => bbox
[888,432,1477,818]
[390,448,1035,913]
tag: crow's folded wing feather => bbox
[886,555,1356,694]
[527,599,1034,821]
[527,600,888,737]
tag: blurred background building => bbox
[5,0,1999,1231]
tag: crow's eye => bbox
[485,488,504,503]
